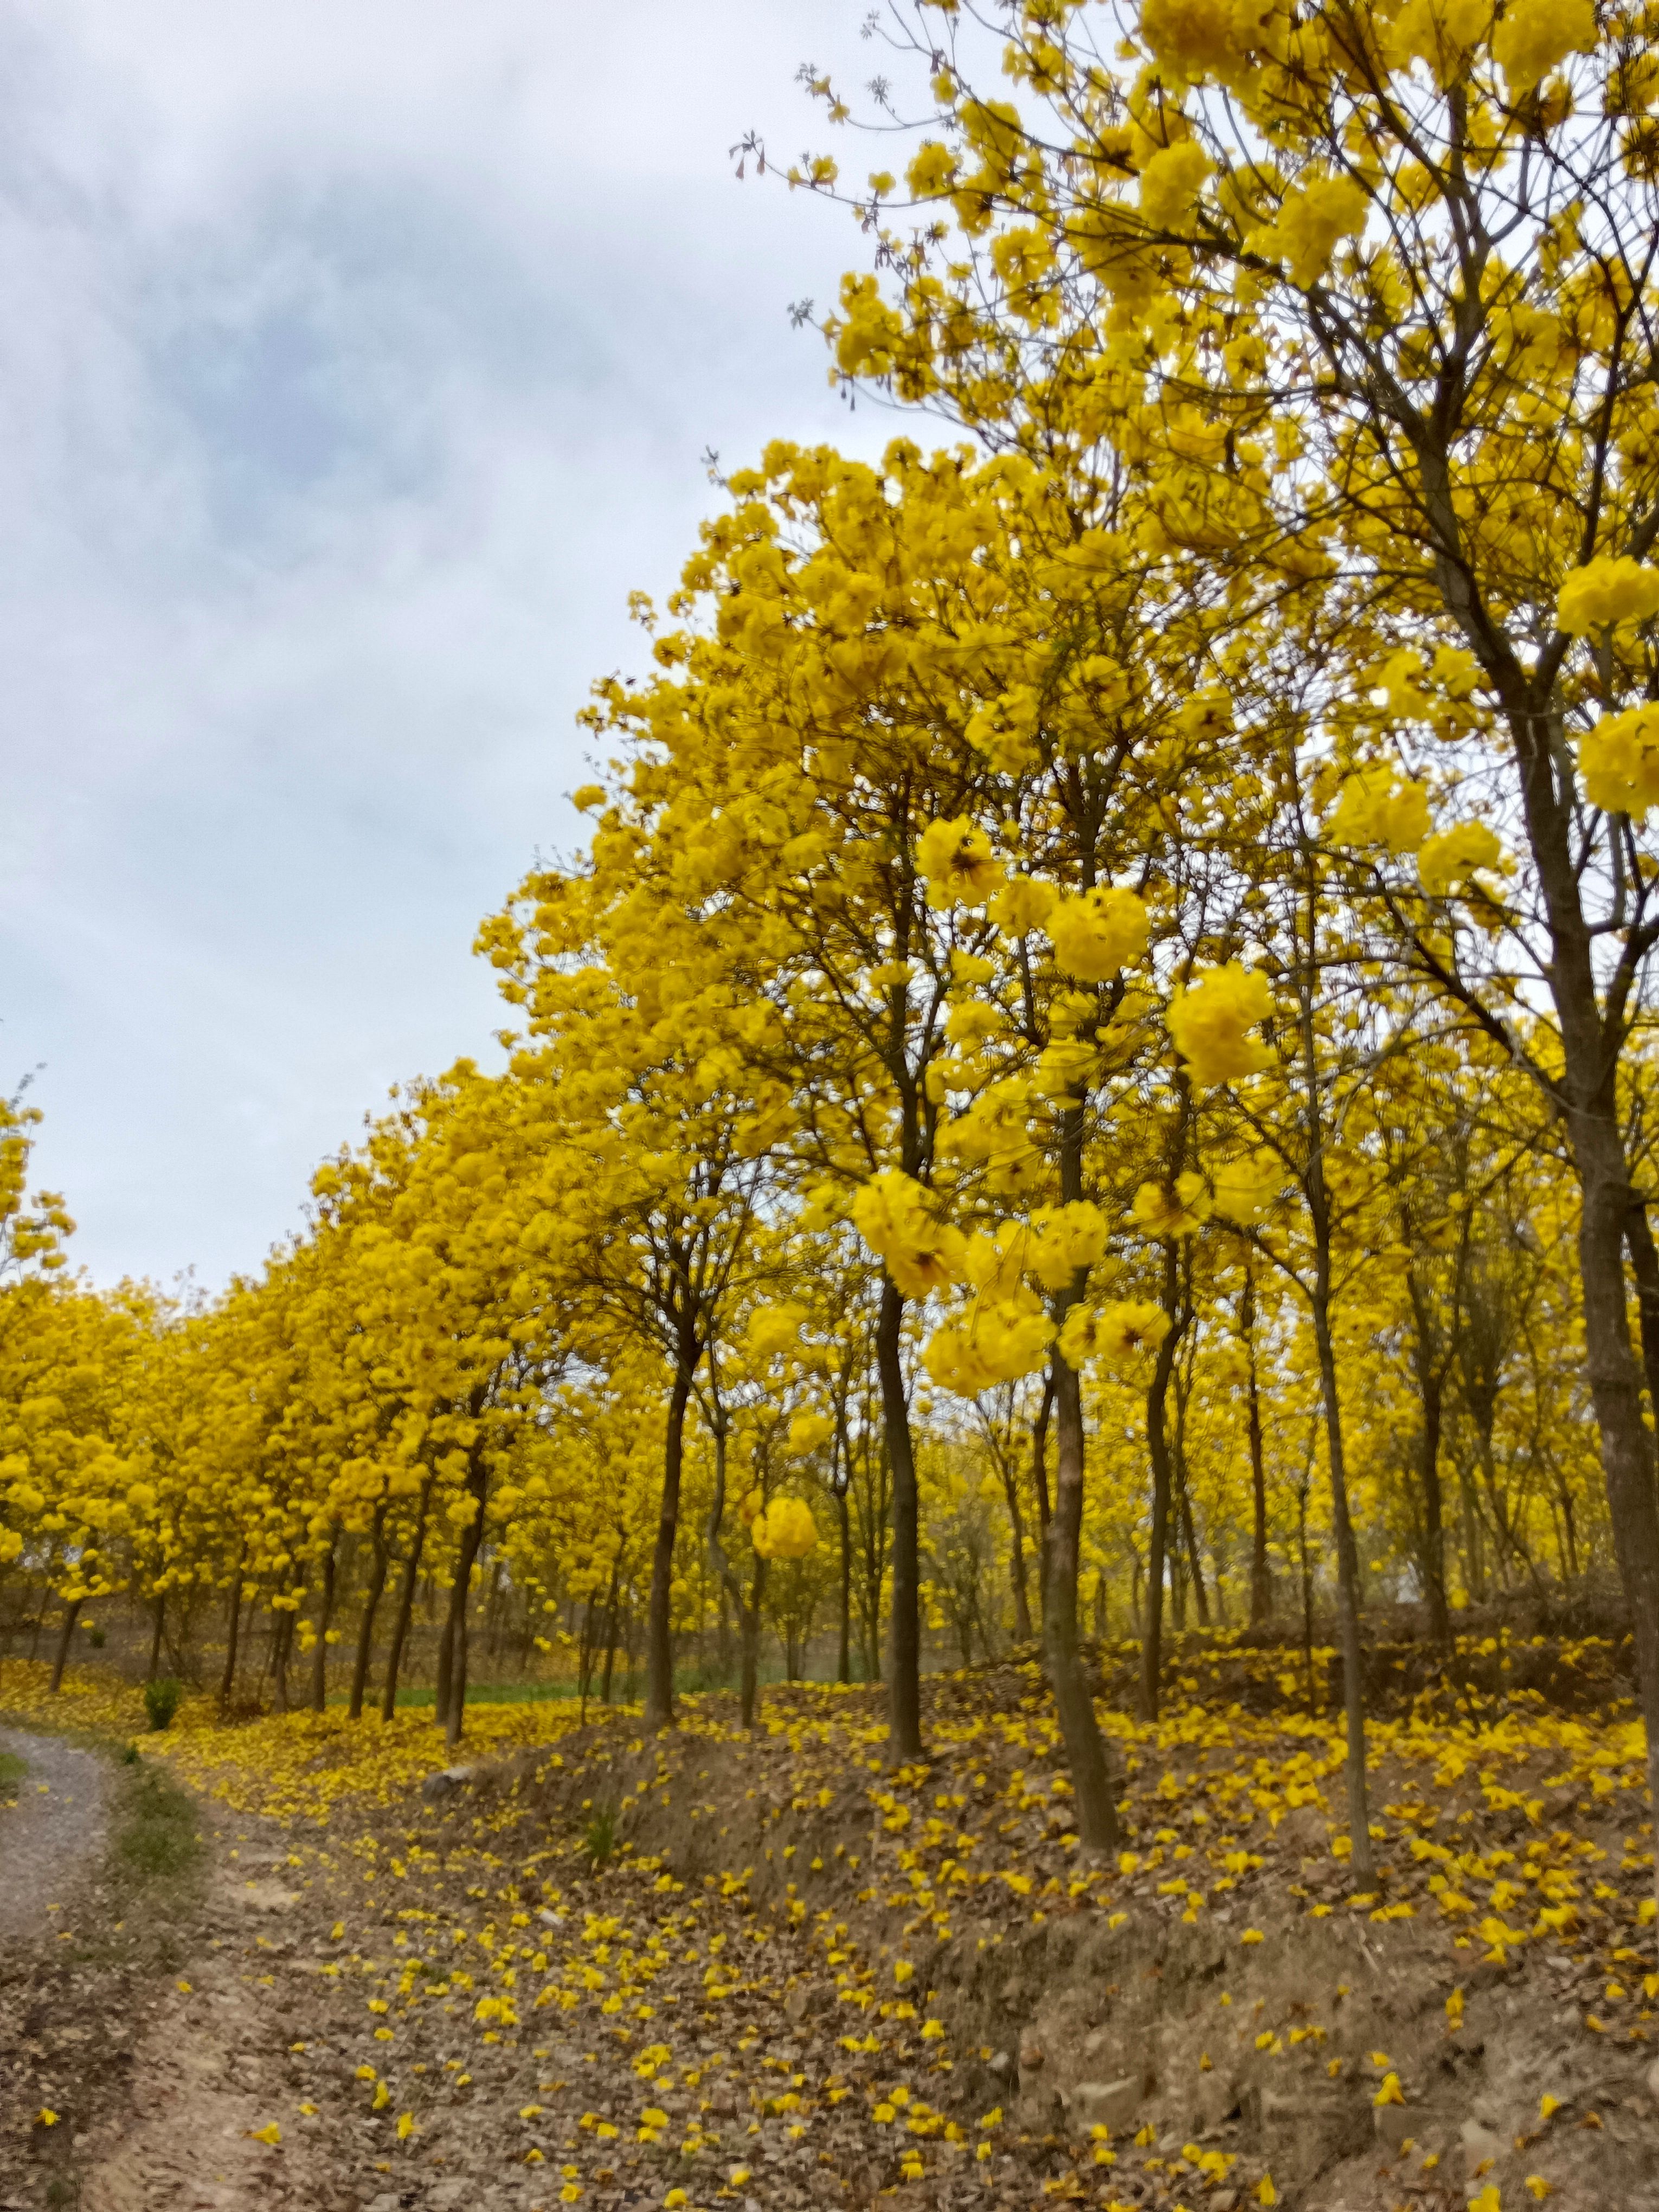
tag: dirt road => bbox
[0,1725,110,1946]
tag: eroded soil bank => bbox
[2,1649,1655,2211]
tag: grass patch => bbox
[357,1663,789,1711]
[113,1759,203,1888]
[353,1680,587,1709]
[0,1748,25,1793]
[582,1804,620,1869]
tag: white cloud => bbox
[0,0,893,1284]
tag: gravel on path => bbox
[0,1723,109,1945]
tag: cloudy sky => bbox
[0,0,895,1289]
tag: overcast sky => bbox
[0,0,896,1290]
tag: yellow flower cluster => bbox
[749,1495,818,1559]
[1328,766,1430,856]
[1556,555,1659,635]
[1166,964,1275,1088]
[1577,705,1659,819]
[850,1173,965,1300]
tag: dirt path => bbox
[0,1725,110,1945]
[78,1821,346,2212]
[0,1730,342,2212]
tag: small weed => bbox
[0,1748,24,1793]
[582,1805,619,1869]
[143,1676,182,1732]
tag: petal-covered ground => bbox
[2,1640,1657,2210]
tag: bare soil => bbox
[2,1669,1656,2212]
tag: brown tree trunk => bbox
[381,1483,432,1722]
[1242,1269,1272,1626]
[1140,1243,1184,1721]
[272,1607,294,1714]
[310,1531,337,1714]
[443,1463,487,1753]
[217,1557,245,1717]
[447,1577,471,1752]
[601,1589,621,1703]
[49,1595,82,1692]
[835,1484,852,1684]
[1044,1346,1120,1853]
[1309,1275,1374,1884]
[740,1558,766,1729]
[876,1275,923,1760]
[1042,1088,1122,1853]
[1625,1199,1659,1439]
[349,1503,391,1721]
[704,1381,762,1729]
[1000,1398,1035,1644]
[1029,1373,1053,1616]
[434,1577,454,1728]
[1578,1135,1659,1893]
[147,1592,166,1682]
[1419,1366,1451,1646]
[1402,1245,1453,1647]
[1458,607,1659,1908]
[644,1346,695,1733]
[1176,1462,1210,1629]
[1298,1471,1316,1714]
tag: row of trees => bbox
[0,1018,1604,1742]
[6,0,1659,1898]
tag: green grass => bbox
[114,1761,202,1885]
[582,1804,620,1869]
[0,1748,24,1793]
[324,1659,857,1714]
[342,1680,588,1710]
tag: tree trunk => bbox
[1298,1474,1316,1714]
[1494,665,1659,1909]
[1001,1401,1035,1644]
[1029,1374,1053,1616]
[1242,1269,1272,1626]
[1402,1250,1453,1647]
[49,1595,82,1692]
[740,1559,766,1728]
[876,1274,923,1760]
[381,1483,432,1722]
[147,1592,166,1682]
[644,1349,696,1733]
[310,1531,337,1714]
[1625,1199,1659,1437]
[1041,1085,1122,1854]
[1044,1348,1120,1853]
[704,1379,762,1730]
[601,1590,620,1703]
[272,1607,294,1713]
[835,1485,852,1683]
[483,1557,505,1662]
[1140,1247,1184,1721]
[1419,1367,1450,1646]
[349,1503,391,1721]
[1577,1136,1659,1898]
[578,1595,597,1720]
[438,1454,488,1750]
[434,1578,454,1729]
[1176,1461,1211,1629]
[447,1575,471,1753]
[1309,1269,1374,1887]
[217,1560,244,1717]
